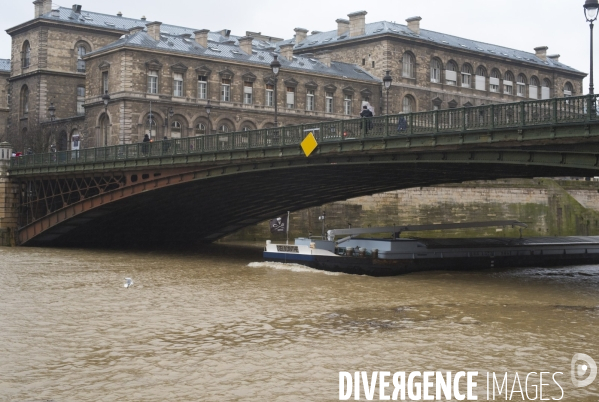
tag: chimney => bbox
[548,54,560,62]
[220,29,231,38]
[129,26,144,35]
[348,11,367,37]
[194,29,209,48]
[534,46,548,61]
[34,0,53,18]
[336,18,349,36]
[72,4,82,14]
[141,15,146,21]
[280,43,294,61]
[146,21,162,41]
[117,11,123,17]
[406,16,422,35]
[315,51,331,68]
[294,27,308,44]
[238,36,253,54]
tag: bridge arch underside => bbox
[19,157,599,247]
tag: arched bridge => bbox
[9,95,599,247]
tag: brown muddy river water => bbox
[0,244,598,401]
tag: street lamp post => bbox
[165,107,174,139]
[383,70,393,115]
[585,0,599,96]
[48,103,56,156]
[205,100,212,134]
[270,55,281,127]
[102,90,110,146]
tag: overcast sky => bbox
[0,0,594,91]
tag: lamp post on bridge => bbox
[205,100,212,134]
[102,90,110,146]
[270,55,281,127]
[585,0,599,97]
[383,70,393,115]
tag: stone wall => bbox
[225,178,599,241]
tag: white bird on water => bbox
[124,278,133,288]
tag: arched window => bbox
[541,78,551,99]
[402,52,415,78]
[504,71,514,95]
[564,82,574,97]
[195,123,206,135]
[402,95,414,113]
[100,114,110,146]
[22,41,31,68]
[475,66,486,91]
[171,121,182,138]
[461,64,473,88]
[76,44,88,73]
[490,69,501,93]
[20,86,29,116]
[529,76,539,99]
[445,61,457,86]
[430,58,442,83]
[517,74,527,97]
[218,124,230,133]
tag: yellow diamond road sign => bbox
[301,132,318,157]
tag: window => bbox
[306,89,315,111]
[221,78,231,102]
[197,75,207,99]
[148,70,158,94]
[22,42,31,68]
[564,82,574,97]
[372,61,375,68]
[286,87,295,108]
[529,76,539,99]
[461,64,472,88]
[171,121,182,138]
[517,74,526,97]
[265,84,274,106]
[218,124,230,133]
[325,92,333,113]
[77,45,87,73]
[542,78,551,99]
[242,126,252,132]
[402,53,415,78]
[243,81,253,104]
[102,71,108,94]
[445,61,457,86]
[195,123,207,135]
[173,73,183,97]
[475,66,486,91]
[344,94,352,115]
[402,95,413,113]
[490,69,501,93]
[431,59,442,83]
[21,86,29,115]
[504,71,514,95]
[76,86,85,115]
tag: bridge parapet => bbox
[8,95,599,176]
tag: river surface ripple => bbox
[0,244,598,401]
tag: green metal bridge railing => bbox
[10,95,599,169]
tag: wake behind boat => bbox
[263,221,599,276]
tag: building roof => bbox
[0,59,10,72]
[87,30,380,83]
[45,7,378,82]
[281,20,583,74]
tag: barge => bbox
[263,221,599,276]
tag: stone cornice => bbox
[6,17,126,37]
[8,69,85,82]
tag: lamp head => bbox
[205,99,212,115]
[270,54,281,76]
[383,70,393,90]
[102,90,110,107]
[48,102,56,120]
[168,107,174,118]
[585,0,599,22]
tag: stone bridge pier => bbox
[0,142,19,246]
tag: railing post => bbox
[520,101,526,126]
[587,94,594,122]
[409,113,414,135]
[384,115,389,137]
[553,98,558,124]
[490,105,495,130]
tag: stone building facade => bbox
[0,1,587,151]
[0,59,9,141]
